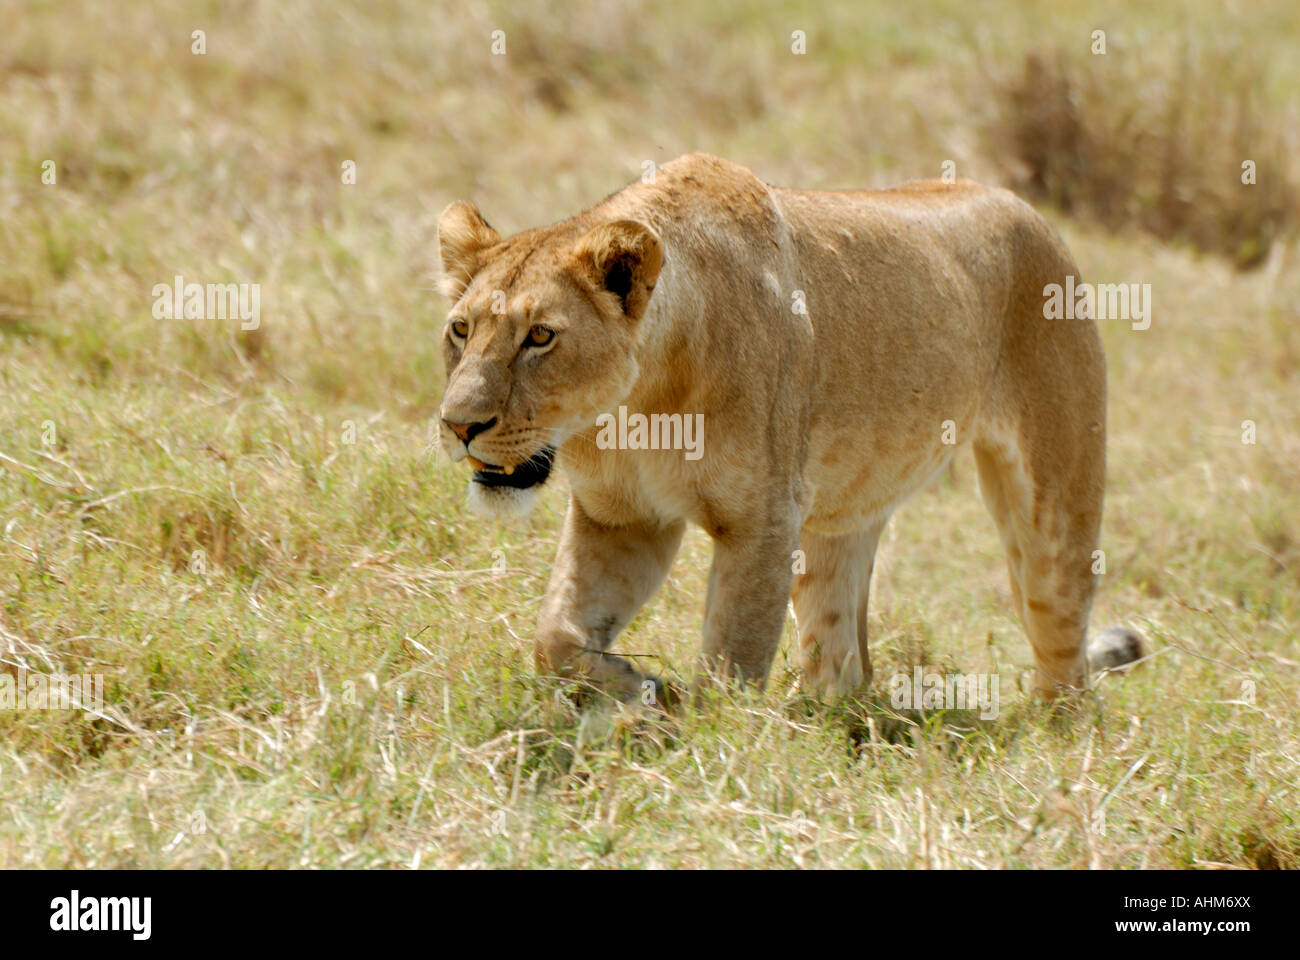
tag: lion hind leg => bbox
[973,420,1104,696]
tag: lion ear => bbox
[571,220,663,321]
[437,201,501,299]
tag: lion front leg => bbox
[791,522,887,698]
[698,500,801,687]
[535,498,684,704]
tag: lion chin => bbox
[466,480,543,518]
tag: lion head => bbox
[435,201,664,516]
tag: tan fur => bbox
[436,153,1141,702]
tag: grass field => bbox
[1,0,1298,868]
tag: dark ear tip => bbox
[604,258,635,304]
[571,220,664,315]
[438,200,496,235]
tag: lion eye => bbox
[525,325,555,348]
[450,318,469,338]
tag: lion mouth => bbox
[469,446,556,490]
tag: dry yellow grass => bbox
[0,0,1297,868]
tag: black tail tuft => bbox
[1087,625,1146,672]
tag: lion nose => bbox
[443,417,497,445]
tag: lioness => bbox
[436,153,1142,702]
